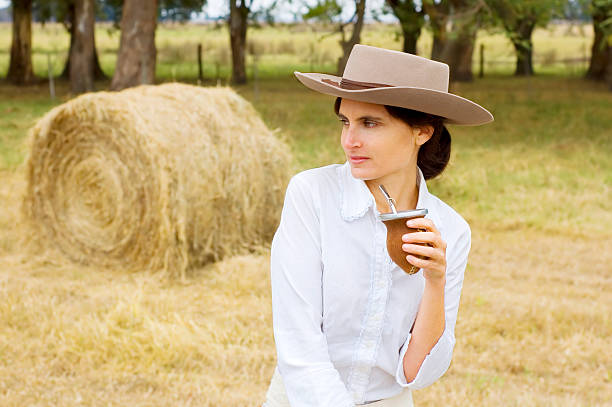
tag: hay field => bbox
[0,21,594,81]
[1,60,611,407]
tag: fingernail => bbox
[402,244,408,250]
[406,220,415,226]
[402,234,409,242]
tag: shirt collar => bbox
[336,160,434,222]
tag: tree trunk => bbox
[440,24,477,82]
[427,0,479,82]
[66,41,106,80]
[229,0,249,85]
[337,0,366,75]
[423,0,450,61]
[606,44,612,92]
[386,0,424,54]
[431,32,447,61]
[110,0,158,91]
[61,2,106,81]
[401,30,418,54]
[586,6,608,81]
[70,0,95,93]
[7,0,35,85]
[510,19,535,76]
[513,40,534,76]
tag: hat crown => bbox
[342,44,449,92]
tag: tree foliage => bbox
[159,0,206,21]
[592,0,612,41]
[486,0,564,75]
[383,0,425,53]
[302,0,367,74]
[302,0,343,23]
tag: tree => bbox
[70,0,95,93]
[212,0,279,85]
[159,0,207,21]
[384,0,424,54]
[423,0,485,82]
[303,0,367,75]
[586,0,612,81]
[229,0,250,84]
[423,0,450,61]
[110,0,158,91]
[34,0,106,80]
[99,0,207,23]
[607,47,612,91]
[62,1,106,80]
[7,0,36,85]
[487,0,563,76]
[337,0,366,74]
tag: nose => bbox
[342,124,362,148]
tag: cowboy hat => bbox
[294,44,493,126]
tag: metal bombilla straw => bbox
[378,184,397,214]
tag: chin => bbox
[349,164,378,181]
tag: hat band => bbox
[321,77,394,90]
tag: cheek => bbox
[340,130,347,146]
[379,137,415,163]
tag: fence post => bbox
[253,54,259,104]
[197,43,204,82]
[47,53,55,101]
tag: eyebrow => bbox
[337,113,384,121]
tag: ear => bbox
[413,125,434,146]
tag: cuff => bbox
[395,330,454,390]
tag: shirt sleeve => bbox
[394,223,471,390]
[270,175,355,407]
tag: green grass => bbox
[0,23,609,240]
[0,85,60,169]
[1,73,611,240]
[240,75,612,239]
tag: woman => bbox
[263,45,493,407]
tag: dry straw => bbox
[21,83,293,279]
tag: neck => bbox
[365,166,420,213]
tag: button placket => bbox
[346,215,394,404]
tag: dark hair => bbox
[333,97,451,180]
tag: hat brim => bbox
[294,71,493,126]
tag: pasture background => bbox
[1,22,611,406]
[0,21,595,81]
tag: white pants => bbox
[262,367,414,407]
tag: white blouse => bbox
[270,161,471,407]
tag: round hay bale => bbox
[21,83,293,278]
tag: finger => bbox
[406,217,438,233]
[401,243,438,259]
[402,230,446,250]
[405,254,437,270]
[401,231,437,245]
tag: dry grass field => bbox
[0,23,611,407]
[1,167,610,407]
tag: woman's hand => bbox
[401,218,447,282]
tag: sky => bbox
[198,0,396,23]
[0,0,398,23]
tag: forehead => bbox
[338,98,389,118]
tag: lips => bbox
[350,156,369,163]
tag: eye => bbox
[338,118,348,126]
[364,120,377,128]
